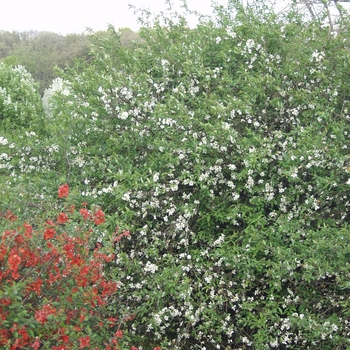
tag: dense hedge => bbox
[1,1,350,349]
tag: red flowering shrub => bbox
[0,185,133,349]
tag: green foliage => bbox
[2,55,20,66]
[1,0,350,348]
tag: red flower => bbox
[8,251,21,266]
[34,304,56,324]
[57,212,69,224]
[100,281,118,297]
[0,329,9,346]
[11,326,30,347]
[58,184,69,198]
[63,243,75,259]
[3,210,17,221]
[79,335,90,349]
[31,338,40,349]
[0,298,11,306]
[59,334,70,343]
[23,222,33,238]
[131,347,139,350]
[8,250,21,279]
[79,208,90,220]
[26,278,43,296]
[44,228,56,240]
[93,208,105,225]
[154,347,162,350]
[115,330,123,338]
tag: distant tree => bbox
[0,31,20,59]
[292,0,350,31]
[118,27,144,47]
[8,31,90,94]
[88,27,143,48]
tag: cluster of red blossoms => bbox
[0,184,151,349]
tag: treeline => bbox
[0,28,142,95]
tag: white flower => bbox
[161,59,169,69]
[153,172,159,182]
[0,153,10,160]
[291,169,298,178]
[242,336,252,346]
[270,339,279,347]
[228,164,237,171]
[245,175,254,189]
[119,111,129,120]
[216,37,222,44]
[227,181,235,188]
[232,192,240,200]
[204,275,212,283]
[0,136,9,146]
[25,131,36,137]
[120,87,133,100]
[144,261,158,274]
[311,50,325,62]
[245,39,255,53]
[213,234,225,246]
[226,27,236,38]
[122,192,131,201]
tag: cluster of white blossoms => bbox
[311,49,325,62]
[143,261,159,274]
[42,78,71,118]
[0,136,8,145]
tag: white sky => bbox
[1,1,348,35]
[0,0,224,34]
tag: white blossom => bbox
[144,261,158,274]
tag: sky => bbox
[1,1,349,35]
[0,0,225,35]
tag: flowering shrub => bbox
[0,63,44,131]
[1,1,350,349]
[0,185,133,349]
